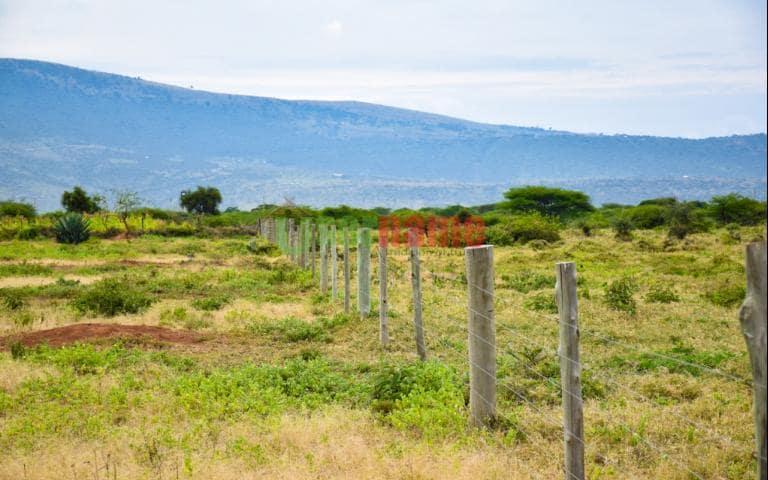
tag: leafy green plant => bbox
[252,317,328,342]
[605,276,639,314]
[644,283,680,304]
[502,271,553,293]
[191,294,230,311]
[1,290,26,310]
[486,212,561,245]
[71,278,153,316]
[54,213,91,244]
[704,284,745,308]
[523,292,558,313]
[611,216,634,241]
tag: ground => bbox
[0,227,763,479]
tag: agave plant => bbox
[54,213,91,244]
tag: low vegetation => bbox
[0,186,764,479]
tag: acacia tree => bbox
[502,186,594,220]
[61,186,100,214]
[180,186,222,215]
[113,190,142,233]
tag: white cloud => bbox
[325,19,343,36]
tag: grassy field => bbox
[0,226,763,479]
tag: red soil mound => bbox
[2,323,204,348]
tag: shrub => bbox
[71,278,153,316]
[704,284,745,308]
[611,216,634,240]
[645,283,680,303]
[486,213,561,245]
[605,277,639,314]
[191,295,230,311]
[253,317,328,342]
[246,238,277,255]
[373,361,465,438]
[523,292,558,313]
[15,226,40,240]
[627,205,668,229]
[54,213,91,244]
[1,291,26,310]
[709,194,766,226]
[502,271,553,293]
[0,201,36,219]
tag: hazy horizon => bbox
[1,0,765,138]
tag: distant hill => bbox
[1,58,765,211]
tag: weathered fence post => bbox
[357,228,371,317]
[466,245,495,427]
[299,219,308,268]
[410,229,426,360]
[330,225,337,301]
[556,261,585,480]
[379,239,389,346]
[319,224,328,294]
[344,227,351,314]
[740,241,767,480]
[287,218,296,263]
[310,223,316,278]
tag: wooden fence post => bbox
[330,225,337,301]
[379,243,389,346]
[556,261,585,480]
[465,245,495,427]
[310,223,316,278]
[410,229,426,360]
[344,227,351,314]
[740,241,767,480]
[357,228,371,317]
[319,224,328,294]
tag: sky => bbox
[0,0,765,138]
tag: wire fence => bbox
[261,218,766,480]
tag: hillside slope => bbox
[1,58,765,210]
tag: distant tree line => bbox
[1,184,765,245]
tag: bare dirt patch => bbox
[0,275,103,288]
[1,323,206,348]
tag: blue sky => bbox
[0,0,765,137]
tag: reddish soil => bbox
[2,323,205,348]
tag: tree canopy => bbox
[179,186,223,215]
[501,186,594,219]
[61,186,100,214]
[709,194,766,226]
[0,201,36,219]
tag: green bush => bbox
[523,292,558,313]
[0,201,37,219]
[704,284,745,308]
[252,317,328,342]
[372,361,465,438]
[191,295,230,311]
[486,212,561,245]
[246,238,278,255]
[627,205,668,229]
[709,194,766,226]
[645,283,680,303]
[15,226,40,240]
[502,271,553,293]
[605,277,639,314]
[611,216,634,240]
[54,213,91,244]
[1,291,26,310]
[71,278,153,316]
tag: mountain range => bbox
[1,58,765,211]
